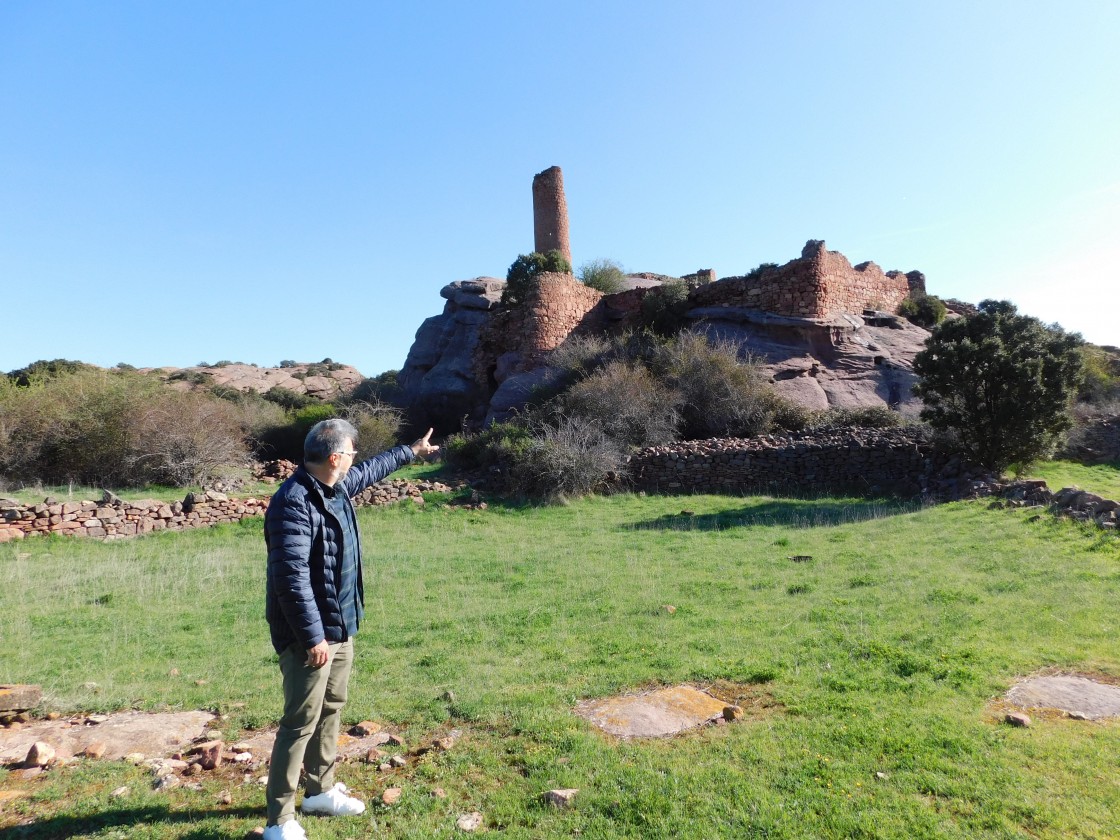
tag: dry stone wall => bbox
[627,427,952,497]
[532,166,571,266]
[0,479,452,543]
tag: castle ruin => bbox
[400,167,933,428]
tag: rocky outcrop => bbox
[398,278,505,430]
[398,241,934,428]
[142,362,364,400]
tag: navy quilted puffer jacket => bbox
[264,445,415,654]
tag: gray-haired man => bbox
[262,419,438,840]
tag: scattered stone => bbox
[25,741,55,767]
[543,788,579,808]
[379,762,392,772]
[457,811,484,832]
[390,755,408,768]
[169,668,180,677]
[349,721,381,737]
[0,685,42,714]
[125,753,146,764]
[231,742,253,752]
[195,680,209,686]
[154,774,180,791]
[13,766,43,780]
[386,733,406,747]
[441,690,456,703]
[367,732,392,746]
[432,787,447,798]
[789,555,813,563]
[85,714,108,725]
[662,604,677,614]
[382,786,403,805]
[1005,712,1032,728]
[875,772,888,781]
[183,762,202,776]
[362,748,385,764]
[722,705,744,721]
[110,786,129,798]
[218,790,232,805]
[191,739,224,770]
[80,741,108,759]
[233,751,253,763]
[45,712,60,721]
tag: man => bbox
[263,419,439,840]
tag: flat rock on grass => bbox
[0,710,215,764]
[1006,675,1120,720]
[575,685,730,738]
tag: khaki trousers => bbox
[266,639,354,825]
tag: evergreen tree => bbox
[913,299,1083,471]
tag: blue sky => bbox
[2,1,1118,377]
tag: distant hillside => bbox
[139,361,365,400]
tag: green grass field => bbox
[1,482,1118,838]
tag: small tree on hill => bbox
[912,299,1083,471]
[501,250,572,306]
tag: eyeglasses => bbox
[335,450,358,457]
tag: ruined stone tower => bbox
[532,166,571,267]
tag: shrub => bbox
[346,370,404,406]
[443,421,534,474]
[7,358,97,386]
[913,299,1083,472]
[279,360,298,368]
[1077,344,1120,405]
[578,258,627,294]
[508,416,626,503]
[810,405,907,430]
[341,400,403,458]
[639,280,691,336]
[653,332,784,439]
[502,250,572,306]
[0,369,251,487]
[560,361,679,448]
[263,386,319,411]
[898,294,948,328]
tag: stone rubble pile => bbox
[982,479,1119,530]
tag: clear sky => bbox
[2,1,1118,377]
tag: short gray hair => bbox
[304,418,359,465]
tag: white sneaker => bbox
[301,782,366,816]
[262,820,307,840]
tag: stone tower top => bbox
[532,166,571,267]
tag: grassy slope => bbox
[0,490,1118,838]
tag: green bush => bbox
[578,258,627,294]
[898,294,948,328]
[810,405,907,430]
[443,421,534,474]
[263,386,319,411]
[1077,344,1120,405]
[502,250,572,306]
[913,299,1083,471]
[639,280,691,336]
